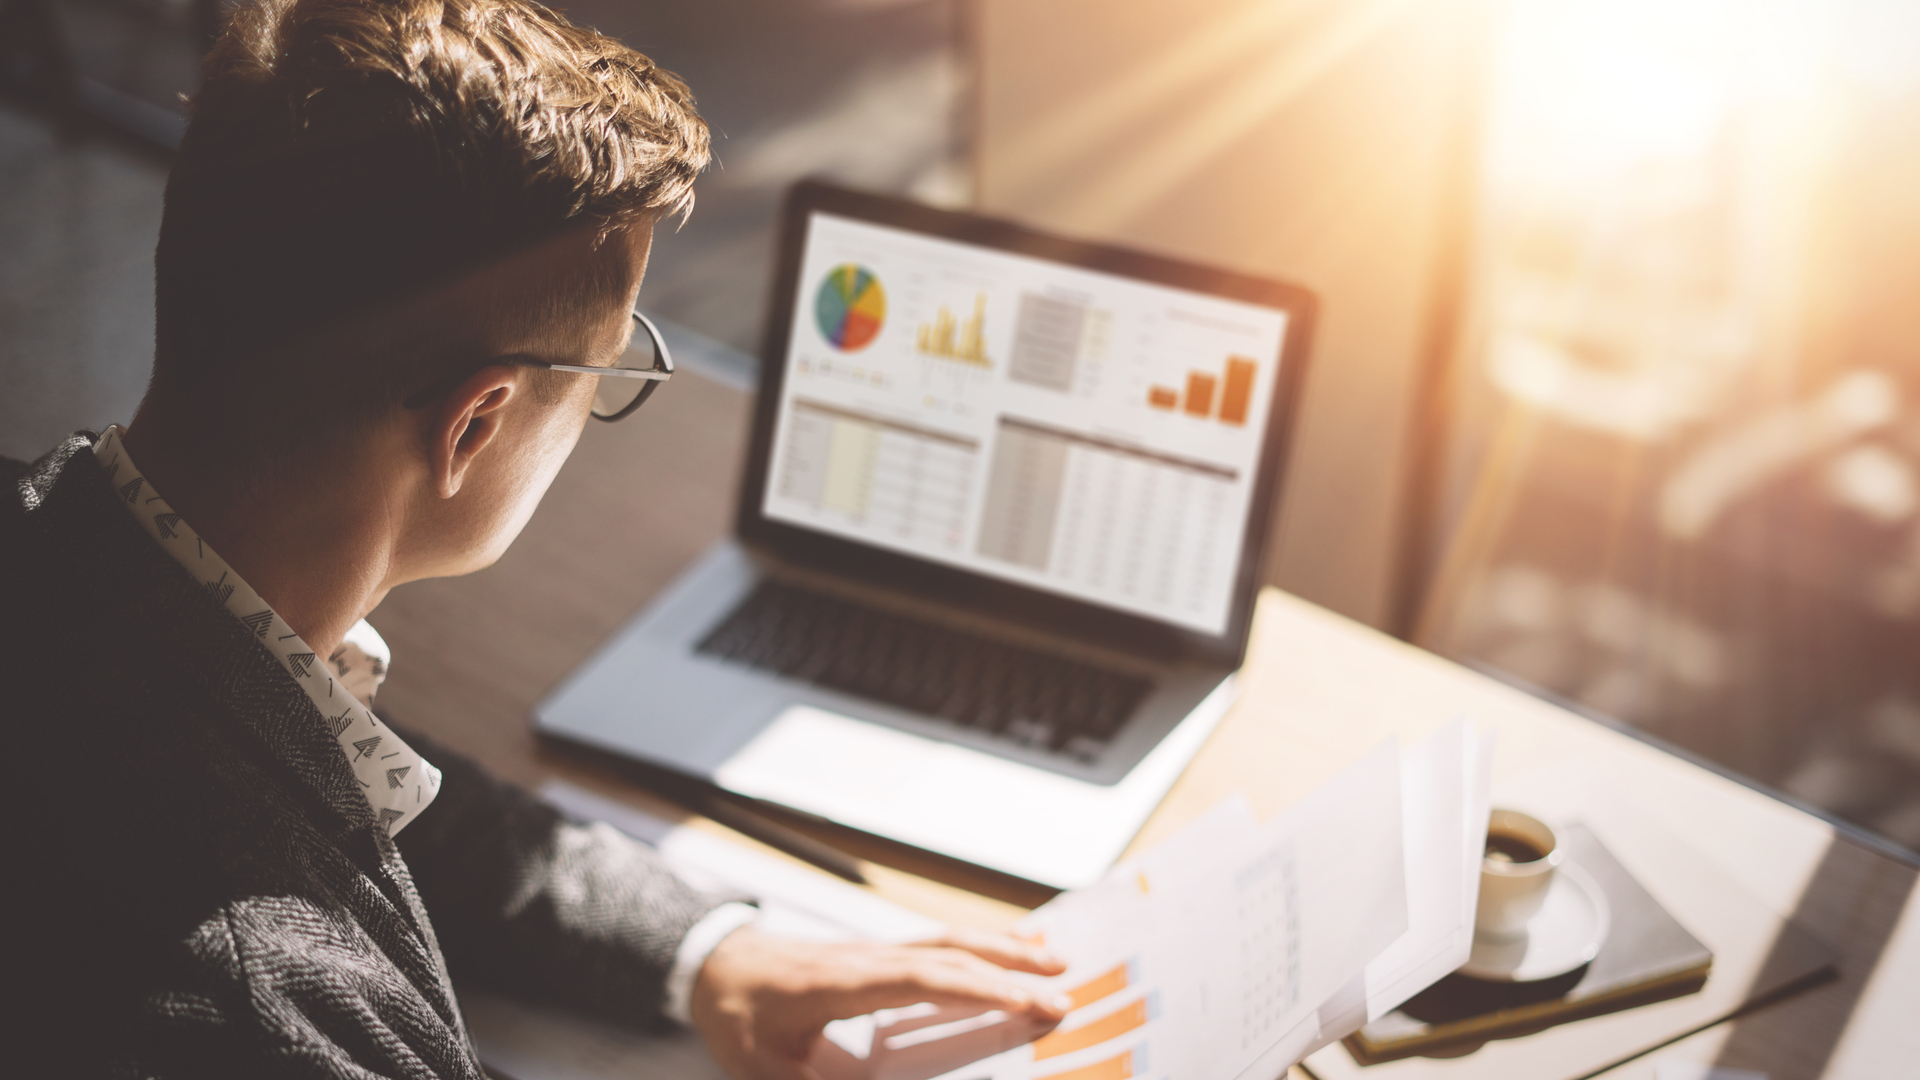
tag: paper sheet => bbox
[1361,720,1496,1018]
[900,736,1421,1080]
[894,723,1493,1080]
[1277,721,1496,1066]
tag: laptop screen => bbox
[760,211,1294,637]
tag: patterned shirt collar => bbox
[92,426,441,836]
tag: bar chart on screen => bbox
[1145,356,1258,426]
[916,293,993,368]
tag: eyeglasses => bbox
[402,310,675,422]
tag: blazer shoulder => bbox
[117,895,482,1079]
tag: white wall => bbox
[974,0,1483,628]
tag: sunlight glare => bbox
[1482,0,1838,442]
[1492,0,1827,183]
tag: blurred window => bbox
[1420,0,1920,857]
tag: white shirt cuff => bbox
[663,901,759,1026]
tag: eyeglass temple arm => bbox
[527,362,670,380]
[632,310,674,374]
[518,310,675,379]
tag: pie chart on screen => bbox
[815,264,886,351]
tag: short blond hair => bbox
[153,0,708,398]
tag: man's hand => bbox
[689,925,1071,1080]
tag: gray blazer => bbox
[1,434,728,1077]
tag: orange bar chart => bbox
[1038,1048,1138,1080]
[1033,996,1153,1060]
[1219,356,1256,425]
[1183,372,1217,416]
[1146,356,1257,424]
[1065,961,1135,1011]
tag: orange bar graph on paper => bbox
[1219,356,1256,425]
[1034,998,1151,1060]
[1147,386,1179,410]
[1066,961,1135,1011]
[1184,372,1217,417]
[1038,1049,1136,1080]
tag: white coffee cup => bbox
[1474,809,1562,939]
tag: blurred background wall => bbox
[6,0,1919,858]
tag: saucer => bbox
[1459,860,1611,982]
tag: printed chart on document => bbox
[871,730,1455,1080]
[941,810,1318,1080]
[763,213,1291,637]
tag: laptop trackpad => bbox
[713,703,1157,887]
[716,705,941,812]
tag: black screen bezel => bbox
[734,181,1318,668]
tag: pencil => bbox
[689,788,870,885]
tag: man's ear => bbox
[429,367,519,499]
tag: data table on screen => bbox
[774,399,977,552]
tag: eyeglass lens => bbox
[591,321,661,418]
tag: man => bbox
[0,0,1067,1074]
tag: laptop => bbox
[535,182,1316,889]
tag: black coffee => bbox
[1485,830,1547,864]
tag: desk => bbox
[370,370,1918,1080]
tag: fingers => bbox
[920,927,1069,977]
[814,945,1072,1024]
[693,931,1077,1080]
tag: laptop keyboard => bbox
[695,580,1153,758]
